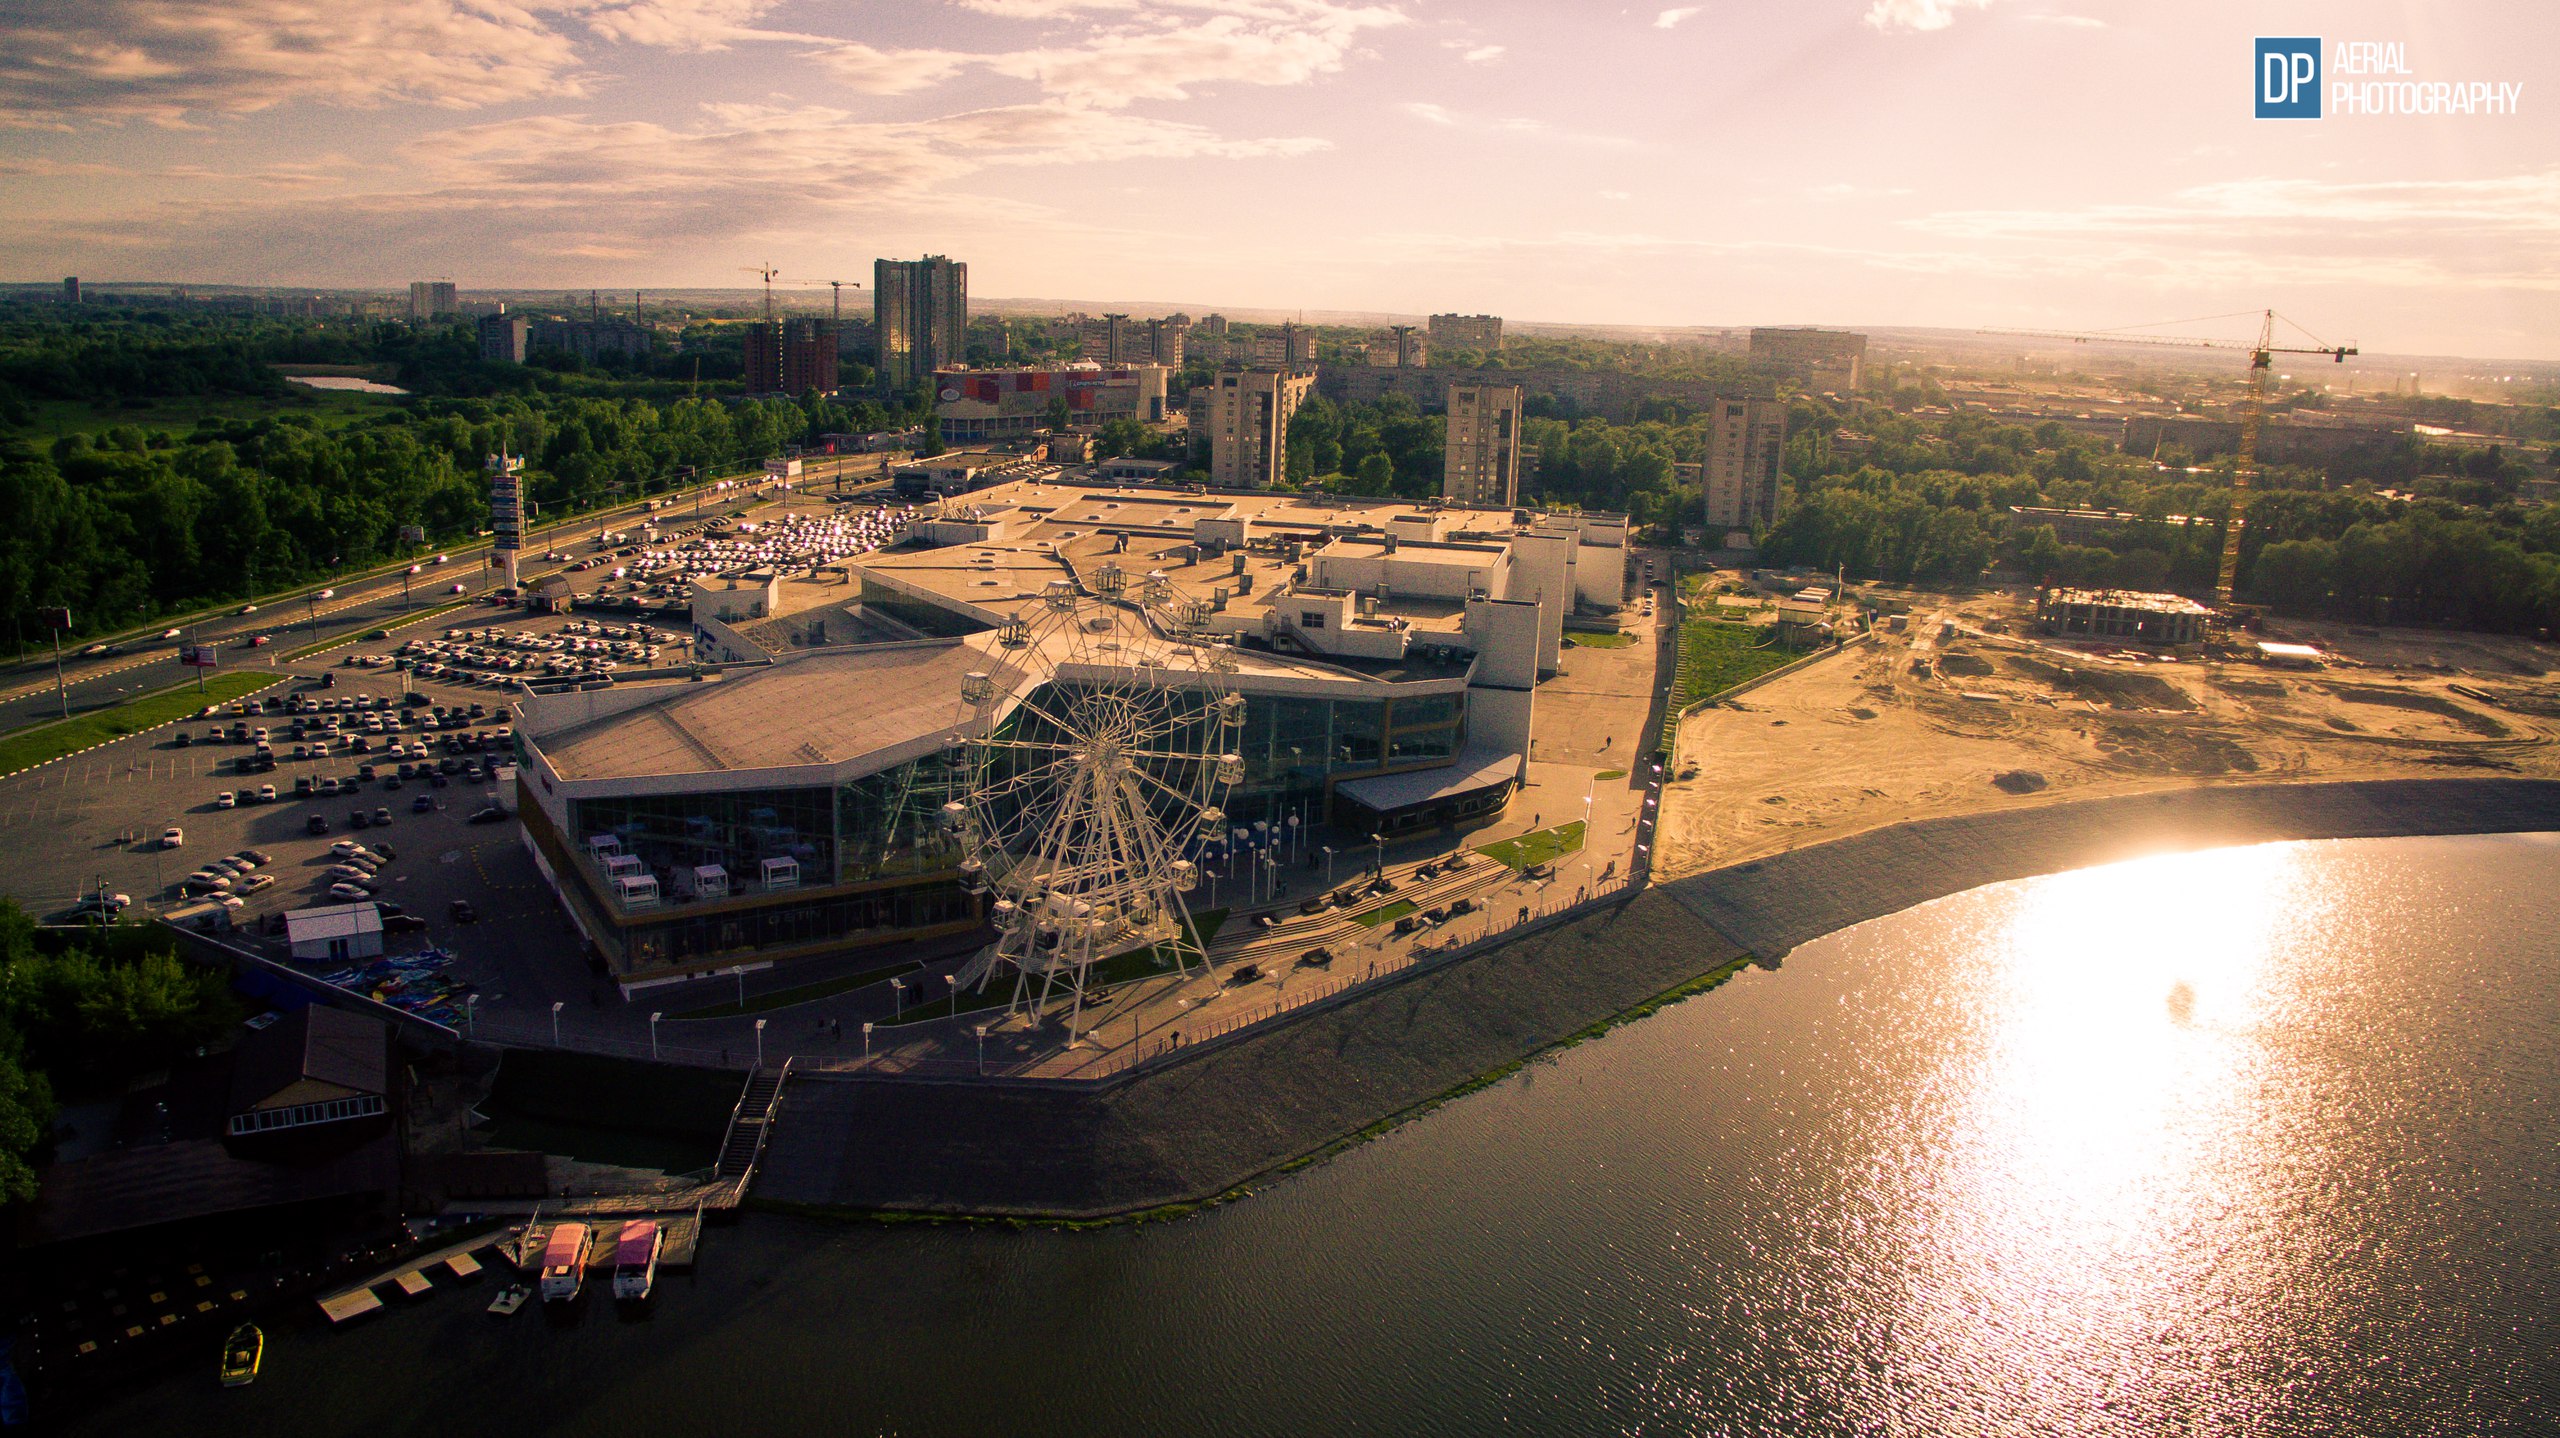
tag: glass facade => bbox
[621,883,978,970]
[860,576,991,637]
[836,753,973,882]
[572,785,836,890]
[1220,688,1469,827]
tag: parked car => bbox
[215,791,237,809]
[412,794,436,814]
[383,913,430,934]
[1295,947,1335,969]
[468,807,507,825]
[258,783,278,803]
[373,807,392,826]
[159,826,185,849]
[349,811,370,829]
[307,815,329,835]
[327,882,372,902]
[448,899,477,923]
[239,874,276,894]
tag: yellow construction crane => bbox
[1986,310,2356,609]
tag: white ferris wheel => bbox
[943,571,1244,1028]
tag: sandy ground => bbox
[1657,592,2560,877]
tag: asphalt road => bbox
[0,462,888,736]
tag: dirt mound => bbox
[1991,770,2048,794]
[2092,722,2260,776]
[2003,655,2198,711]
[1938,652,1996,678]
[2330,686,2510,738]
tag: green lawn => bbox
[1346,899,1417,928]
[1595,769,1628,781]
[1564,630,1634,648]
[0,670,278,774]
[1476,820,1587,870]
[1658,617,1804,750]
[668,959,923,1019]
[18,388,398,441]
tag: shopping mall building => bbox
[513,481,1630,993]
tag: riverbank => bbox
[754,775,2560,1220]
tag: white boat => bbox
[487,1284,531,1316]
[538,1223,589,1303]
[611,1221,663,1302]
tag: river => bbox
[70,831,2560,1436]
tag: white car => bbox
[316,588,336,600]
[238,604,258,615]
[215,791,237,809]
[162,628,183,640]
[160,826,185,849]
[327,882,373,902]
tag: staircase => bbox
[714,1059,791,1189]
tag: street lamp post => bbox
[1371,832,1384,875]
[465,994,478,1039]
[754,1018,767,1068]
[649,1010,662,1060]
[890,977,905,1015]
[862,1021,874,1059]
[974,1023,989,1076]
[944,973,957,1013]
[550,1000,563,1047]
[1322,845,1335,886]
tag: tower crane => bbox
[827,279,862,327]
[740,264,780,322]
[1986,310,2356,610]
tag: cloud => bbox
[1806,182,1912,200]
[1655,7,1702,28]
[1461,45,1505,63]
[804,42,976,94]
[0,99,1332,276]
[814,3,1407,109]
[1863,0,2002,32]
[1598,189,1632,200]
[1898,170,2560,291]
[0,0,589,125]
[2020,12,2105,27]
[1402,101,1456,125]
[566,0,823,50]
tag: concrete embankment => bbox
[758,889,1748,1220]
[758,776,2560,1220]
[1658,776,2560,958]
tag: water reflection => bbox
[63,835,2560,1438]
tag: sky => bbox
[1,0,2555,359]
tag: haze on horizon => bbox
[1,0,2554,360]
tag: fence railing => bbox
[460,832,1660,1083]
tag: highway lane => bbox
[0,464,871,735]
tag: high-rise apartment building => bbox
[1442,383,1523,509]
[477,312,530,364]
[1078,313,1185,368]
[1700,398,1788,533]
[408,281,457,322]
[1207,369,1316,488]
[1748,327,1866,389]
[874,255,967,391]
[61,277,80,305]
[1428,313,1503,352]
[745,319,839,395]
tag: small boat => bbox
[539,1223,590,1304]
[487,1284,532,1316]
[219,1324,263,1388]
[611,1220,663,1302]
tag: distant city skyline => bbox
[1,1,2554,359]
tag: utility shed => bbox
[284,901,384,963]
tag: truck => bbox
[539,1223,590,1303]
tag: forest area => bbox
[0,309,924,645]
